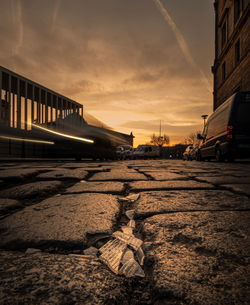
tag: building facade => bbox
[212,0,250,110]
[0,66,133,158]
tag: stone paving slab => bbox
[0,181,62,200]
[134,190,250,217]
[196,176,250,185]
[0,251,127,305]
[58,163,103,168]
[143,211,250,305]
[37,169,88,180]
[129,180,214,191]
[0,193,119,249]
[222,184,250,196]
[65,181,125,194]
[0,198,23,214]
[142,171,187,181]
[89,170,147,181]
[0,168,40,181]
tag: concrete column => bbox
[38,88,41,124]
[45,91,48,125]
[0,69,2,120]
[50,94,53,124]
[12,77,15,128]
[31,85,34,125]
[55,96,58,128]
[17,78,21,129]
[8,74,11,127]
[24,82,28,130]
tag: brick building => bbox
[212,0,250,110]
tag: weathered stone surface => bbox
[89,170,146,181]
[0,181,62,200]
[129,180,214,191]
[134,190,250,217]
[223,184,250,196]
[143,211,250,305]
[142,171,187,181]
[58,163,102,168]
[0,168,40,180]
[37,169,88,180]
[65,181,124,194]
[0,198,23,214]
[0,251,127,305]
[0,193,119,249]
[196,176,250,184]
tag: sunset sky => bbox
[0,0,215,146]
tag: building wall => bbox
[213,0,250,110]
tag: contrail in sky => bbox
[153,0,212,92]
[52,0,61,29]
[11,0,23,55]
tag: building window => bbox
[234,0,244,23]
[235,39,240,64]
[222,62,226,81]
[221,21,227,48]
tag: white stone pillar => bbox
[0,69,2,120]
[38,88,41,124]
[50,94,53,124]
[17,78,21,129]
[45,91,48,125]
[31,85,34,125]
[25,82,28,130]
[8,74,11,127]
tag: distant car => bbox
[115,146,125,160]
[197,91,250,162]
[133,145,160,159]
[189,144,199,161]
[121,145,133,159]
[183,145,193,160]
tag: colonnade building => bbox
[0,66,133,158]
[0,66,84,132]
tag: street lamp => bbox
[201,114,208,129]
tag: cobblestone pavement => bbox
[0,159,249,305]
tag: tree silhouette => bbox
[184,131,201,145]
[150,133,170,146]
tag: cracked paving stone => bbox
[0,198,23,214]
[134,190,250,217]
[0,181,62,200]
[0,193,119,249]
[0,168,40,181]
[37,169,88,180]
[65,181,125,194]
[0,251,127,305]
[143,211,250,305]
[89,170,147,181]
[142,171,187,181]
[196,176,250,185]
[222,184,250,196]
[129,180,214,191]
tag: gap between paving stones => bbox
[135,208,250,221]
[191,177,250,198]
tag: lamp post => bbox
[201,114,208,130]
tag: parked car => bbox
[133,145,160,159]
[182,145,193,160]
[121,145,133,159]
[189,144,199,160]
[115,146,125,160]
[197,91,250,162]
